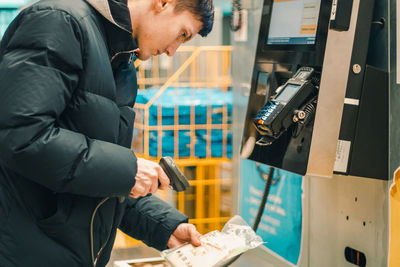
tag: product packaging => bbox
[161,215,263,267]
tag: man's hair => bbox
[175,0,214,37]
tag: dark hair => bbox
[174,0,214,37]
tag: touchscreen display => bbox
[267,0,321,45]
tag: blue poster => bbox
[239,158,303,265]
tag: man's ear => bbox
[154,0,175,13]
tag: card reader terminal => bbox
[253,67,317,141]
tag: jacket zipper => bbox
[110,48,140,64]
[90,197,110,267]
[89,48,140,266]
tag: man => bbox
[0,0,213,266]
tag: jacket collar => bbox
[86,0,138,61]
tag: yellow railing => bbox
[136,46,232,91]
[132,46,232,160]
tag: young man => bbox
[0,0,214,266]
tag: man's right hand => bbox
[129,157,170,198]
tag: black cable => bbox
[223,166,275,266]
[252,166,274,231]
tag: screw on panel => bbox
[352,64,362,74]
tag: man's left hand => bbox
[167,223,202,248]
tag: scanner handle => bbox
[158,157,190,192]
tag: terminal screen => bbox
[276,84,301,102]
[267,0,321,45]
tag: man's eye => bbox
[181,32,187,39]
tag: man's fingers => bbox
[167,235,183,248]
[157,166,170,190]
[189,226,202,246]
[150,176,158,193]
[130,182,151,198]
[167,224,202,249]
[135,157,171,192]
[130,183,143,196]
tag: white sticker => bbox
[334,140,351,173]
[330,0,338,20]
[344,98,360,106]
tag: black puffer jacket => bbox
[0,0,187,266]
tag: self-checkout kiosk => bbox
[232,0,392,266]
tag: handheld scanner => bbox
[253,67,316,139]
[159,157,190,192]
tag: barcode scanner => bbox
[159,157,190,192]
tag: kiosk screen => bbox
[267,0,321,45]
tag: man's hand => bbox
[130,157,170,198]
[167,223,202,248]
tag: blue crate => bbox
[135,87,232,158]
[146,129,232,158]
[196,130,233,158]
[136,87,232,126]
[148,130,202,158]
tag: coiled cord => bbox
[302,99,317,123]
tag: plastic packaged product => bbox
[161,215,263,267]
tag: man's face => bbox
[135,2,203,60]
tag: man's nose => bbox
[165,42,180,56]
